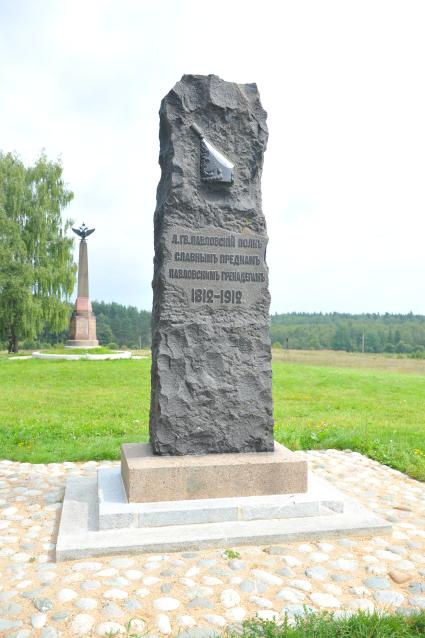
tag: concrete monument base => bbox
[98,467,343,530]
[55,465,391,561]
[122,442,308,503]
[65,340,99,348]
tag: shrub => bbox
[21,339,40,350]
[107,342,119,351]
[409,349,425,360]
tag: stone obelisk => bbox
[66,223,99,348]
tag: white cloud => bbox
[1,0,425,313]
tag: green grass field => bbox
[0,351,424,480]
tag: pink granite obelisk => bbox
[66,223,98,348]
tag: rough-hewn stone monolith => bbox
[150,74,273,455]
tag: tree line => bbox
[270,312,425,354]
[13,301,152,350]
[92,301,151,348]
[93,309,425,354]
[13,308,425,355]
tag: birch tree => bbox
[0,152,76,352]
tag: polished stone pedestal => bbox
[121,442,308,503]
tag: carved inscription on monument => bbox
[164,225,268,308]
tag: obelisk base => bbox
[66,296,98,348]
[65,340,99,348]
[121,442,308,503]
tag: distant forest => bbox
[92,301,151,348]
[31,301,151,349]
[26,304,425,355]
[270,312,425,354]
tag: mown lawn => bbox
[273,361,425,481]
[0,353,424,480]
[0,358,150,463]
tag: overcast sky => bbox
[1,0,425,313]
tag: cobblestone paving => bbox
[0,450,424,637]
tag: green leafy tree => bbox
[96,313,114,345]
[0,152,76,352]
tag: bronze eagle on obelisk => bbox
[72,222,95,240]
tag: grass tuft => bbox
[236,612,425,638]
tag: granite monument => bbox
[66,222,99,348]
[149,74,274,456]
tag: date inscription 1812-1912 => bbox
[164,225,268,308]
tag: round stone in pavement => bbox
[364,577,391,590]
[409,596,425,609]
[96,621,126,636]
[266,546,292,555]
[178,629,218,638]
[275,567,294,577]
[249,595,273,609]
[239,580,267,594]
[0,602,22,615]
[389,571,412,584]
[75,597,97,610]
[32,598,53,612]
[409,583,425,594]
[187,598,214,609]
[123,598,142,611]
[305,567,328,581]
[0,620,23,632]
[177,614,196,628]
[80,581,100,590]
[251,570,282,586]
[52,612,69,622]
[310,593,341,608]
[57,588,78,602]
[154,597,180,611]
[276,588,304,603]
[203,614,226,627]
[373,591,405,606]
[386,545,407,555]
[101,602,124,618]
[221,589,241,608]
[31,614,47,629]
[331,574,351,582]
[282,604,315,617]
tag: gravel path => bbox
[0,450,424,637]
